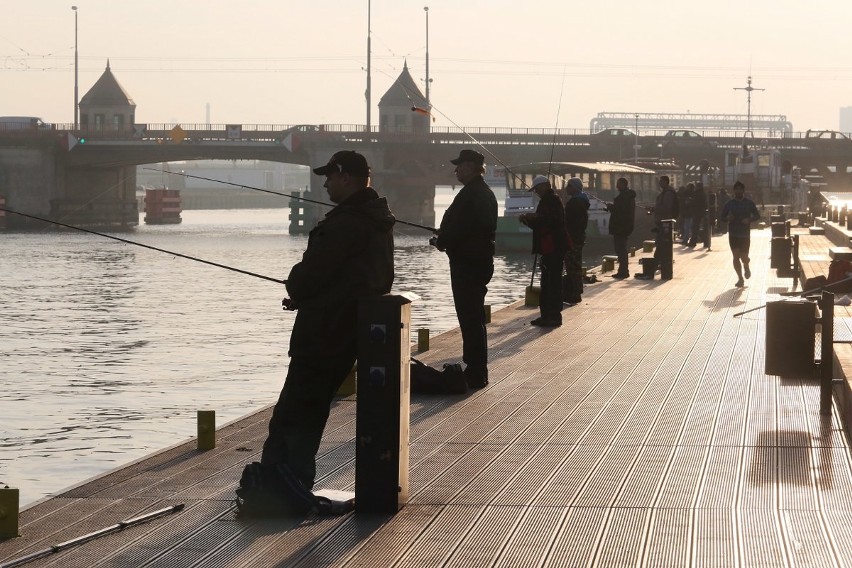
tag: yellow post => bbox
[417,328,429,352]
[336,364,357,397]
[197,410,216,451]
[0,486,19,539]
[483,305,491,324]
[525,286,541,307]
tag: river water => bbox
[1,192,561,507]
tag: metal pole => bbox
[366,0,371,133]
[424,6,430,105]
[820,291,835,415]
[72,5,79,130]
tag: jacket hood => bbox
[329,187,396,232]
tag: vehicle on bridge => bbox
[497,161,662,253]
[0,116,52,131]
[804,129,850,141]
[662,129,718,148]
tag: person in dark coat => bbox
[637,175,679,280]
[261,150,395,489]
[520,175,568,326]
[433,149,498,388]
[563,177,590,304]
[605,177,636,278]
[688,181,709,249]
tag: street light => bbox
[424,6,430,105]
[72,5,78,130]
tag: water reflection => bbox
[0,208,535,506]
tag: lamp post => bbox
[72,5,79,130]
[633,114,640,162]
[365,0,371,133]
[424,6,430,105]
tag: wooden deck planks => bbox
[4,225,852,567]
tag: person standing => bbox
[679,183,695,245]
[259,150,395,493]
[688,181,709,249]
[637,175,678,280]
[720,180,760,287]
[433,149,498,388]
[716,188,731,234]
[520,175,568,326]
[606,177,636,279]
[563,177,590,304]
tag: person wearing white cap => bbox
[519,175,568,326]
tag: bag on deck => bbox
[827,259,852,290]
[410,358,468,395]
[235,461,342,518]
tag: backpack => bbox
[410,358,468,395]
[827,259,852,284]
[235,461,345,518]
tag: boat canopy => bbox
[505,161,661,203]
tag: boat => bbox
[496,161,664,254]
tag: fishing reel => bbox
[281,298,296,311]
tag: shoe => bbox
[735,278,745,288]
[610,273,629,279]
[564,297,582,304]
[531,318,561,327]
[744,264,751,279]
[467,377,488,389]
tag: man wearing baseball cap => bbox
[432,148,498,388]
[247,150,395,514]
[519,175,568,326]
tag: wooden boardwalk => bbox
[4,227,852,568]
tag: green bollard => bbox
[417,328,429,351]
[0,486,19,538]
[197,410,216,451]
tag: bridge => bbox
[2,122,852,230]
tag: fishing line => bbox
[142,168,439,234]
[0,207,286,285]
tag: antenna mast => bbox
[734,76,765,135]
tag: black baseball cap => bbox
[313,150,370,177]
[450,149,485,166]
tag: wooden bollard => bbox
[0,486,19,539]
[630,247,636,257]
[197,410,216,451]
[417,328,429,351]
[484,305,491,324]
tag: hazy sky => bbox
[3,1,851,132]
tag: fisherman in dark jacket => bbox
[563,177,590,304]
[605,177,636,279]
[433,149,498,388]
[520,175,568,326]
[261,150,395,489]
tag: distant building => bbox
[840,107,852,134]
[378,60,430,135]
[79,60,136,130]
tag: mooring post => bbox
[197,410,216,451]
[0,486,19,539]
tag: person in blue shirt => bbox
[720,180,760,287]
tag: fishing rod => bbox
[732,274,852,318]
[0,504,185,568]
[0,207,286,285]
[143,168,439,234]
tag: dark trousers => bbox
[261,355,355,489]
[450,259,493,379]
[613,234,629,276]
[539,253,564,322]
[563,244,584,302]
